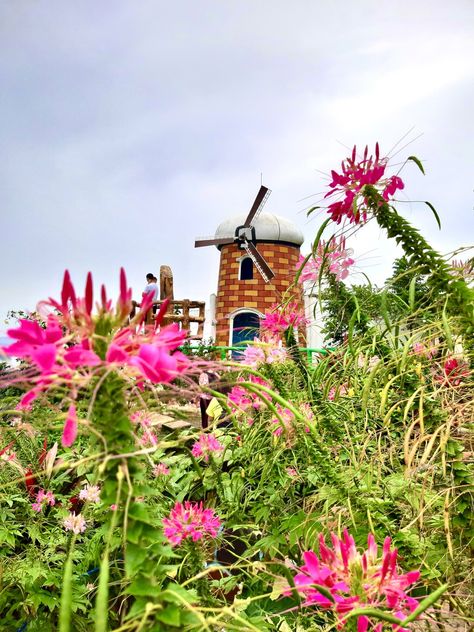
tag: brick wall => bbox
[214,242,305,346]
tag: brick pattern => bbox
[215,242,305,345]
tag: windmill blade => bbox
[243,185,271,228]
[195,236,235,248]
[242,240,275,283]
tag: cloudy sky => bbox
[1,0,473,332]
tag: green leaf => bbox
[407,155,425,174]
[424,201,441,229]
[155,603,181,627]
[127,575,160,597]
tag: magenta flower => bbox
[324,144,405,225]
[32,489,56,512]
[285,530,420,631]
[191,433,224,462]
[260,302,309,336]
[228,375,273,412]
[62,404,78,448]
[130,344,189,384]
[162,501,221,547]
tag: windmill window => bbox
[239,257,254,280]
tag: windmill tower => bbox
[195,187,305,348]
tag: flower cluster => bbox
[153,462,170,477]
[191,433,224,462]
[228,374,272,413]
[285,530,420,631]
[298,236,355,283]
[63,512,87,535]
[2,269,190,410]
[242,335,288,367]
[162,501,221,547]
[260,302,309,337]
[325,144,405,225]
[31,489,56,512]
[79,484,101,503]
[436,357,470,387]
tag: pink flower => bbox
[153,462,170,477]
[130,344,189,384]
[191,433,224,462]
[139,429,158,447]
[271,406,295,437]
[260,302,309,336]
[62,404,78,448]
[31,489,56,512]
[242,336,288,367]
[162,501,221,547]
[298,236,355,283]
[79,484,101,503]
[63,512,87,534]
[324,144,405,225]
[286,467,298,478]
[228,375,273,412]
[328,384,349,401]
[285,530,420,630]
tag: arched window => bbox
[231,311,260,358]
[239,257,253,280]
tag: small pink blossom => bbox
[328,384,349,401]
[298,236,355,283]
[63,512,87,534]
[31,489,56,512]
[79,484,101,503]
[62,404,78,448]
[162,501,221,547]
[228,375,273,412]
[191,433,224,462]
[153,462,170,477]
[271,406,295,437]
[242,336,288,367]
[260,302,309,336]
[139,429,159,447]
[286,467,298,478]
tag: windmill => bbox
[194,186,275,283]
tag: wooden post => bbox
[160,265,174,300]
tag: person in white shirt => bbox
[142,273,159,302]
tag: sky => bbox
[1,0,473,336]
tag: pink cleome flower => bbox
[260,302,309,337]
[285,530,420,631]
[228,374,273,413]
[79,484,101,503]
[153,462,170,477]
[2,269,191,413]
[191,433,224,462]
[242,335,288,367]
[32,489,56,512]
[162,501,221,547]
[298,236,355,283]
[63,512,87,534]
[324,144,405,225]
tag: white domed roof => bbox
[214,212,304,246]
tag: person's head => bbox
[146,273,154,283]
[152,276,158,283]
